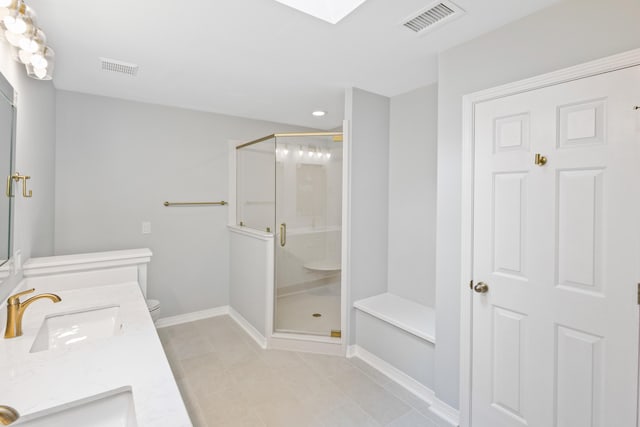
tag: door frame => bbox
[459,48,640,427]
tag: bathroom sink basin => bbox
[30,305,123,353]
[14,387,137,426]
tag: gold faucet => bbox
[4,288,61,339]
[0,405,19,425]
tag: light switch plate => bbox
[142,221,151,234]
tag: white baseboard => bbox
[346,344,357,358]
[428,398,460,427]
[348,345,436,403]
[347,345,459,427]
[155,306,229,328]
[228,306,267,349]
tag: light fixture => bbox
[30,50,46,68]
[3,29,21,46]
[2,1,34,35]
[0,0,53,80]
[0,0,17,20]
[19,27,44,53]
[16,48,30,64]
[312,110,326,117]
[25,45,53,80]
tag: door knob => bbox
[474,282,489,293]
[534,153,547,166]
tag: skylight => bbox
[273,0,368,24]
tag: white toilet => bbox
[146,299,161,323]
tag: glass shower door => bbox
[274,133,343,337]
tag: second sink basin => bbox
[30,305,123,353]
[13,386,137,426]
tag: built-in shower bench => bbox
[350,292,450,423]
[353,293,435,343]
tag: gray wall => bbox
[345,88,390,344]
[435,0,640,408]
[55,91,308,317]
[0,41,56,301]
[388,84,437,307]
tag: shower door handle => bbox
[280,223,287,247]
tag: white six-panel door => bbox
[472,66,640,426]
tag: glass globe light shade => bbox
[26,46,53,80]
[4,28,22,45]
[17,48,31,64]
[30,52,46,68]
[19,35,37,51]
[3,14,26,34]
[19,27,44,52]
[33,66,46,79]
[0,0,17,20]
[25,61,52,80]
[2,2,35,35]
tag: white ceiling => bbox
[28,0,561,129]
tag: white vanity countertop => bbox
[0,281,192,426]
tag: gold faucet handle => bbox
[0,405,19,425]
[7,288,35,305]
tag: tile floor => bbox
[158,315,449,427]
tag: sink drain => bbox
[312,313,322,318]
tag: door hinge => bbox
[469,280,474,290]
[637,283,640,305]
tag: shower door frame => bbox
[230,122,351,356]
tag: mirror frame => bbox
[0,71,16,268]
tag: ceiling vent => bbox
[403,1,465,34]
[100,58,139,77]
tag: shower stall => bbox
[233,132,345,346]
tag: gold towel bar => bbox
[163,201,227,207]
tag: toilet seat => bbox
[146,299,160,312]
[146,299,161,324]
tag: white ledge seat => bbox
[354,293,435,344]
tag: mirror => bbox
[0,71,15,267]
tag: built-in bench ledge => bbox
[354,293,435,344]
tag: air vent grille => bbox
[100,58,139,76]
[403,1,464,34]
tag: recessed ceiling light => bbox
[274,0,368,24]
[312,110,326,117]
